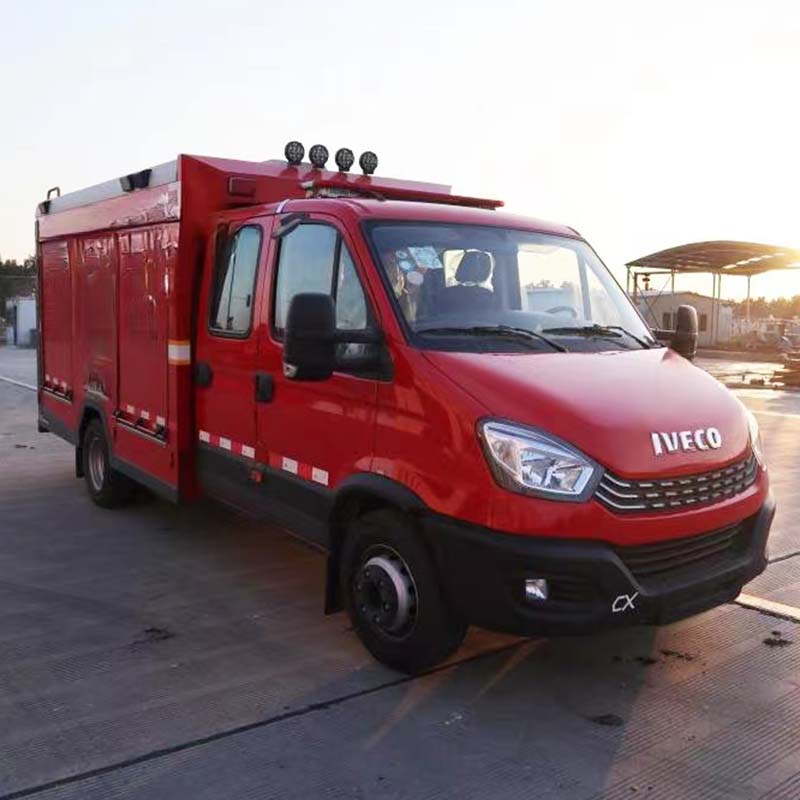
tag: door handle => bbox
[195,361,213,387]
[255,372,274,403]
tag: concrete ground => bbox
[695,356,784,389]
[1,345,799,800]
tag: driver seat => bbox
[439,251,493,315]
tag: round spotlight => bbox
[335,148,355,172]
[359,151,378,175]
[309,144,329,169]
[284,141,305,166]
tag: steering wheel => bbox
[546,305,578,318]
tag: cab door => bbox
[255,215,381,546]
[195,219,267,508]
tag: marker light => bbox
[335,148,355,172]
[284,141,305,165]
[309,144,329,169]
[359,151,378,175]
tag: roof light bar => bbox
[359,151,378,175]
[284,141,304,166]
[309,144,329,169]
[302,178,502,209]
[335,148,354,172]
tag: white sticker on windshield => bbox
[408,246,443,270]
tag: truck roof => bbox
[299,197,580,239]
[36,153,580,243]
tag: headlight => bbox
[746,409,766,469]
[479,420,597,500]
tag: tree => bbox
[0,256,37,322]
[731,295,800,320]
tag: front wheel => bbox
[81,419,135,508]
[341,509,467,674]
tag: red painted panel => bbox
[194,221,265,471]
[40,240,72,391]
[118,226,172,428]
[255,216,377,489]
[73,234,118,413]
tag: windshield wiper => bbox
[416,325,567,353]
[542,324,654,349]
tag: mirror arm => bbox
[650,327,674,343]
[335,329,384,345]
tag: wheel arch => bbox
[325,474,428,614]
[75,400,111,478]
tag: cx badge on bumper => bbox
[612,592,639,614]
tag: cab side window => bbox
[209,226,262,335]
[273,224,338,331]
[336,246,368,331]
[273,223,375,370]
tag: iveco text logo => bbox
[651,428,722,456]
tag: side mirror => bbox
[672,304,698,360]
[284,293,336,380]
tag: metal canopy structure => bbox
[626,241,800,345]
[628,241,800,277]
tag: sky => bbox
[1,0,799,301]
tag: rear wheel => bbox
[341,508,467,674]
[81,419,135,508]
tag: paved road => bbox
[696,356,784,389]
[0,346,36,387]
[1,346,799,799]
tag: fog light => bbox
[524,578,549,602]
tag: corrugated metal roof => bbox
[627,241,800,277]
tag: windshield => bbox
[367,223,657,353]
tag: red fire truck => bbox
[36,143,774,672]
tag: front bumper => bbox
[421,493,775,637]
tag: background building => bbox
[636,290,733,347]
[4,296,37,347]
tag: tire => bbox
[81,418,135,508]
[341,508,467,674]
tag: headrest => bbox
[455,251,492,284]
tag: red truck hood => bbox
[423,347,750,478]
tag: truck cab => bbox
[36,146,774,673]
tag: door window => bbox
[273,223,375,368]
[209,226,262,335]
[273,225,338,331]
[336,246,368,331]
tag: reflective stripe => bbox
[197,432,328,486]
[168,340,191,364]
[282,457,298,475]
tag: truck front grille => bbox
[595,452,758,514]
[616,521,751,581]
